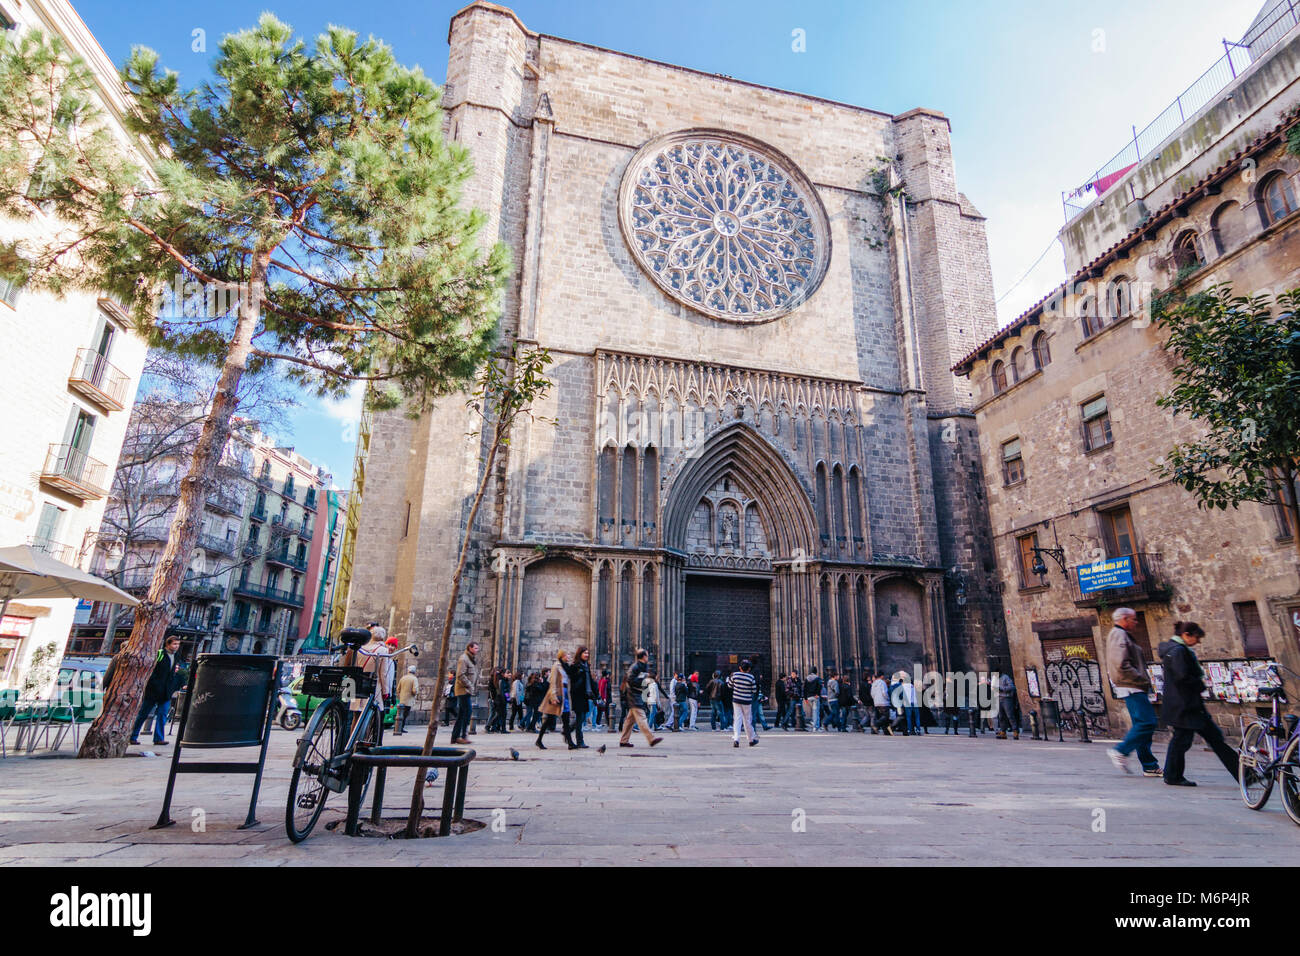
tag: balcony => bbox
[249,505,268,523]
[265,549,308,572]
[303,490,318,512]
[196,533,235,557]
[232,580,304,607]
[40,443,108,499]
[206,491,244,517]
[255,471,272,489]
[269,515,302,536]
[282,480,297,501]
[1069,552,1173,608]
[68,349,129,411]
[118,569,223,601]
[28,537,74,564]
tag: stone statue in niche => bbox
[719,508,737,548]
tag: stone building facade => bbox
[956,113,1300,736]
[347,1,1006,707]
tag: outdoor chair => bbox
[0,688,18,757]
[10,699,51,753]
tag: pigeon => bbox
[597,744,607,754]
[424,767,439,787]
[509,748,520,761]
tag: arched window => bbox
[1171,230,1204,273]
[991,360,1007,393]
[1106,276,1131,320]
[1009,347,1025,383]
[1261,172,1298,225]
[1032,331,1051,370]
[1211,200,1246,254]
[1080,295,1103,338]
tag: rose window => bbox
[618,130,831,323]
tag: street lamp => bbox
[1029,546,1069,580]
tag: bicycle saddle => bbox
[338,627,372,648]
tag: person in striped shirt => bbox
[727,660,760,748]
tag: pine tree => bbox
[0,17,508,758]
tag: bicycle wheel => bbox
[286,700,345,843]
[1238,721,1274,810]
[1280,735,1300,827]
[351,704,382,812]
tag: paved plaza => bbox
[1,726,1297,866]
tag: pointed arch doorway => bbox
[660,422,819,690]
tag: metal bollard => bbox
[1030,711,1041,740]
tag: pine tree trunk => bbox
[404,420,502,837]
[79,267,266,759]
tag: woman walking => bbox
[567,646,597,748]
[537,650,576,750]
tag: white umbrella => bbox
[0,544,141,622]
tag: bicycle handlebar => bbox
[327,641,421,658]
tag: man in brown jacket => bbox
[451,642,479,745]
[1106,608,1160,776]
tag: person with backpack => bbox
[125,635,188,746]
[617,648,663,748]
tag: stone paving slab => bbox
[1,726,1298,865]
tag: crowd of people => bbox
[431,645,1027,745]
[422,606,1254,791]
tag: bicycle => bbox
[285,628,420,843]
[1237,664,1300,827]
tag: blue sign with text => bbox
[1077,555,1135,594]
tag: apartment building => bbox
[0,0,155,688]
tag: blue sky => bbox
[72,0,1263,478]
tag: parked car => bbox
[55,656,108,709]
[288,675,397,728]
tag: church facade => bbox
[346,1,1008,702]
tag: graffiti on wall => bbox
[1043,645,1110,736]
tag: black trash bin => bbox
[182,654,281,747]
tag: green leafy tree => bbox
[1153,283,1300,562]
[406,342,552,838]
[0,18,508,758]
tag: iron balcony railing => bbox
[196,533,235,557]
[1069,552,1173,608]
[206,491,244,517]
[232,580,304,607]
[249,505,268,523]
[1063,0,1300,220]
[119,570,224,600]
[40,443,108,500]
[28,537,74,564]
[68,348,129,411]
[265,550,309,572]
[303,490,318,511]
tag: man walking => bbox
[995,671,1020,739]
[451,641,479,745]
[618,648,664,748]
[395,665,419,735]
[727,660,760,748]
[672,673,689,731]
[1160,622,1241,787]
[1106,607,1160,776]
[127,635,188,746]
